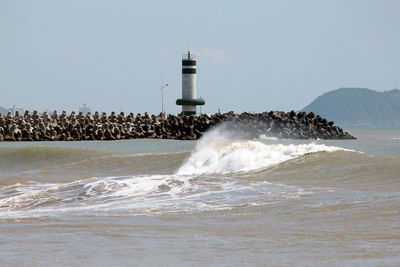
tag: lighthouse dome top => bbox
[182,51,196,60]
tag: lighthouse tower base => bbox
[176,98,205,115]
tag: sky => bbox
[0,0,399,114]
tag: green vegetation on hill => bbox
[301,88,400,126]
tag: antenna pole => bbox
[160,74,168,114]
[161,74,163,114]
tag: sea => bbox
[0,127,399,266]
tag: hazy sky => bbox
[1,0,399,114]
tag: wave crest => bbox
[176,127,348,175]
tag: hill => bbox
[0,106,8,115]
[301,88,400,126]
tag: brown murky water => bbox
[0,129,399,266]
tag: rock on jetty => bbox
[0,110,355,142]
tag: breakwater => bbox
[0,110,355,141]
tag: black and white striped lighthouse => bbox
[176,50,205,115]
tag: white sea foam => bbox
[0,173,319,218]
[258,134,278,141]
[176,126,348,175]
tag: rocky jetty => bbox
[0,110,355,142]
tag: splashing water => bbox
[0,124,352,218]
[176,126,349,175]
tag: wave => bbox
[1,127,399,219]
[0,173,316,218]
[258,134,279,141]
[176,127,351,175]
[0,127,351,179]
[0,146,187,186]
[0,146,106,169]
[262,149,400,191]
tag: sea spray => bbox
[177,125,349,175]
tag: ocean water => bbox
[0,127,399,266]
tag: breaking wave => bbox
[177,127,351,175]
[0,125,365,218]
[0,174,315,218]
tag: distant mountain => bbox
[301,88,400,126]
[0,106,8,115]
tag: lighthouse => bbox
[176,50,205,115]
